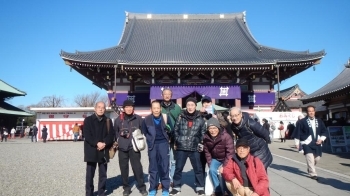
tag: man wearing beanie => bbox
[113,99,148,196]
[222,138,269,196]
[203,118,234,196]
[170,97,206,196]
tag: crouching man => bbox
[142,100,173,196]
[222,138,269,196]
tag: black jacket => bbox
[231,112,272,169]
[174,110,206,151]
[113,113,143,152]
[42,127,48,137]
[83,114,115,163]
[32,126,38,134]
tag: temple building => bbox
[60,12,325,112]
[0,80,32,129]
[301,59,350,122]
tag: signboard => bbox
[343,126,350,152]
[328,126,347,153]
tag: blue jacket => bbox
[142,114,173,150]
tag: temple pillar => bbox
[152,69,155,84]
[177,69,181,84]
[235,99,241,107]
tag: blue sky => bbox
[1,0,349,107]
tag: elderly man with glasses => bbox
[228,107,272,169]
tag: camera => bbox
[120,130,130,138]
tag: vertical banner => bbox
[327,126,347,153]
[343,126,350,152]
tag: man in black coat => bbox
[293,105,327,180]
[84,102,115,196]
[229,107,272,169]
[31,124,38,142]
[113,100,147,196]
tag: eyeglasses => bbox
[236,146,249,151]
[230,113,241,118]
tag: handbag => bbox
[106,119,118,159]
[132,128,146,152]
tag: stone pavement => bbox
[0,138,349,196]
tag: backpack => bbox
[270,124,276,131]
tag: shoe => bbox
[197,190,205,196]
[310,176,318,180]
[169,189,180,195]
[148,190,157,196]
[141,190,148,196]
[162,190,169,196]
[158,183,163,190]
[122,190,131,196]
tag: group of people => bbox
[84,88,276,196]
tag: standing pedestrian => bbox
[24,126,30,138]
[229,107,272,169]
[42,125,48,143]
[84,101,115,196]
[170,97,206,196]
[278,121,285,142]
[293,105,327,180]
[1,127,8,142]
[11,127,16,139]
[31,124,38,142]
[72,123,80,142]
[160,88,182,189]
[142,100,173,196]
[113,100,148,196]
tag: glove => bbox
[197,143,204,152]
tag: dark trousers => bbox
[118,149,146,193]
[1,135,7,142]
[149,142,170,191]
[42,136,47,143]
[31,134,37,142]
[173,150,205,191]
[85,162,107,196]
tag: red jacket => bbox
[222,154,269,196]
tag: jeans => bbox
[173,150,204,191]
[31,133,37,142]
[209,159,228,193]
[73,132,79,142]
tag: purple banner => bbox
[150,85,241,99]
[108,92,151,106]
[241,92,275,105]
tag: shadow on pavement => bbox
[269,163,307,177]
[104,175,126,195]
[340,163,350,167]
[317,176,350,192]
[277,147,297,153]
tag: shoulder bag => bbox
[132,128,146,152]
[106,118,118,159]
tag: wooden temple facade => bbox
[60,12,325,111]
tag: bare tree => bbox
[100,94,110,106]
[74,91,102,107]
[37,95,65,107]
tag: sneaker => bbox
[169,189,180,195]
[197,190,205,196]
[141,190,148,196]
[148,190,157,196]
[123,190,131,196]
[162,190,169,196]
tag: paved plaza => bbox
[0,138,349,196]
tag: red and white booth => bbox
[30,107,151,141]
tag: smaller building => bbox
[0,79,32,129]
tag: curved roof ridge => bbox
[127,12,244,20]
[301,67,350,100]
[61,45,119,56]
[235,13,261,51]
[261,45,325,56]
[0,79,26,96]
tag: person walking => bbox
[42,125,48,143]
[293,105,327,180]
[31,124,38,142]
[142,100,173,196]
[203,118,234,196]
[229,107,272,169]
[84,102,115,196]
[160,88,182,189]
[113,100,148,196]
[1,127,8,142]
[25,126,30,138]
[72,123,80,142]
[11,127,16,139]
[170,97,206,196]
